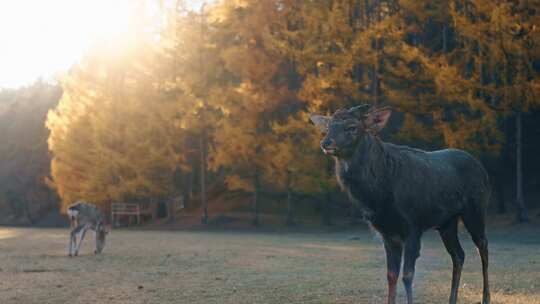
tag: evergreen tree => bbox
[450,0,540,221]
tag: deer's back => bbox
[384,145,489,231]
[68,201,104,227]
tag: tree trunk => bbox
[182,170,191,209]
[23,199,36,225]
[252,169,260,226]
[494,177,506,214]
[442,24,448,53]
[198,3,209,225]
[167,198,176,221]
[515,112,529,222]
[285,171,295,226]
[285,188,294,226]
[189,156,197,202]
[369,0,380,105]
[349,204,361,225]
[321,192,332,226]
[200,133,208,224]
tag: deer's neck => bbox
[340,134,387,176]
[336,134,394,217]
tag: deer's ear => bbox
[309,115,330,133]
[364,107,391,133]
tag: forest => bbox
[1,0,540,226]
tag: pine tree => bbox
[0,81,61,222]
[158,2,226,223]
[269,113,336,226]
[47,9,184,211]
[450,0,540,222]
[207,0,299,225]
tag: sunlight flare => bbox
[0,0,134,88]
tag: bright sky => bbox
[0,0,210,89]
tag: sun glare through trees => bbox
[0,0,209,88]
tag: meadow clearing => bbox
[0,218,538,304]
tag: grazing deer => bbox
[67,201,108,256]
[310,105,490,304]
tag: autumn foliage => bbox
[44,0,540,222]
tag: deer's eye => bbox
[346,126,357,133]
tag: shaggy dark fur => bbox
[311,106,491,304]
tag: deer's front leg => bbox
[69,230,77,257]
[383,237,403,304]
[74,225,89,256]
[68,226,83,257]
[403,233,422,304]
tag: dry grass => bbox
[0,221,538,304]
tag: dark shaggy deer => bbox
[310,105,490,304]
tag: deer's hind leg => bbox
[68,232,75,257]
[462,201,490,304]
[438,217,465,304]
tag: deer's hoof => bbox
[74,252,78,257]
[68,253,72,257]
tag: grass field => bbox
[0,220,539,304]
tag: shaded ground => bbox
[0,219,539,304]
